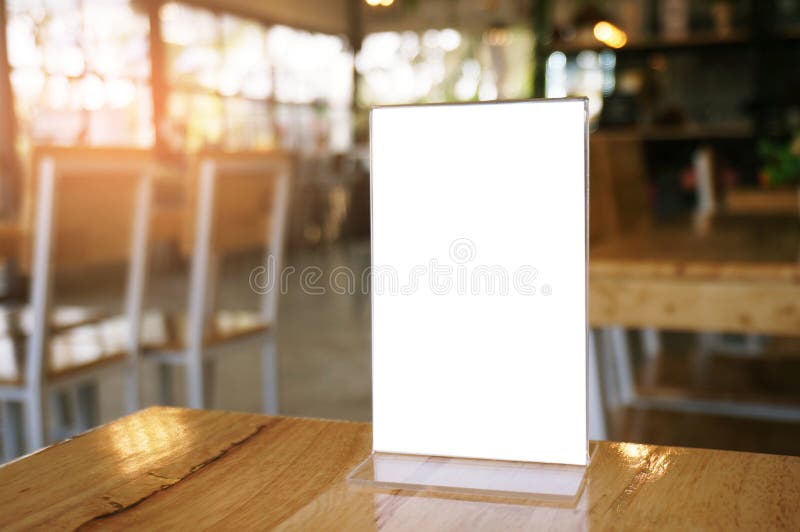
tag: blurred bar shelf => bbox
[547,31,753,54]
[594,123,753,141]
[547,25,800,55]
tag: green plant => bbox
[759,132,800,186]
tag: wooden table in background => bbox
[589,220,800,335]
[588,219,800,424]
[0,407,797,530]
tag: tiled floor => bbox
[92,240,373,422]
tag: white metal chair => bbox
[0,148,152,458]
[142,152,290,413]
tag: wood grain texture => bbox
[589,222,800,333]
[590,223,800,277]
[0,407,797,530]
[589,277,800,334]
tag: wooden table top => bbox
[590,219,800,283]
[1,407,797,530]
[588,219,800,332]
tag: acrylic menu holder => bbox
[352,99,590,503]
[347,448,595,505]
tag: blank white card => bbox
[370,99,588,466]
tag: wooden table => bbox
[589,220,800,334]
[588,219,800,424]
[0,407,798,530]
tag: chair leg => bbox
[23,391,46,453]
[588,330,608,441]
[124,361,139,414]
[187,350,204,409]
[261,334,279,415]
[598,328,620,411]
[694,333,715,386]
[1,401,11,461]
[1,401,21,461]
[158,364,174,406]
[639,329,662,390]
[640,328,661,360]
[607,326,636,406]
[53,390,73,440]
[76,383,98,429]
[203,360,215,408]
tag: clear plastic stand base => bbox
[347,447,594,506]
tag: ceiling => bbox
[191,0,351,35]
[180,0,534,39]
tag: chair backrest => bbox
[183,151,291,339]
[22,148,153,272]
[23,147,153,386]
[589,133,651,243]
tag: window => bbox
[6,0,153,150]
[160,3,353,154]
[356,27,533,106]
[545,50,616,123]
[4,1,354,155]
[161,3,272,152]
[268,25,353,153]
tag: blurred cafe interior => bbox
[0,0,799,462]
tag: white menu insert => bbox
[371,99,588,466]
